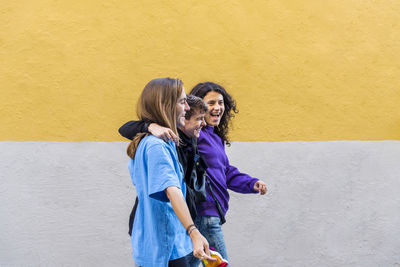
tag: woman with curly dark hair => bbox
[126,78,213,267]
[189,82,237,146]
[187,82,267,267]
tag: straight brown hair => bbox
[127,78,184,159]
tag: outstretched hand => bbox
[148,123,179,144]
[253,180,267,195]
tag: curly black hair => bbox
[190,82,238,145]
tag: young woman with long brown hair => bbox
[127,78,213,267]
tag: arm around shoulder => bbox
[118,120,149,140]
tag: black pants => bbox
[168,256,190,267]
[136,255,190,267]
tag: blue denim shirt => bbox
[129,135,192,267]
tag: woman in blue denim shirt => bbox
[126,78,214,267]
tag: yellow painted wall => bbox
[1,0,400,141]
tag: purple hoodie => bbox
[196,125,259,217]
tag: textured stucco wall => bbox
[1,1,400,266]
[1,141,399,266]
[1,0,400,141]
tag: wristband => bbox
[186,224,196,234]
[188,226,197,236]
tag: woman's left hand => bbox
[253,180,267,195]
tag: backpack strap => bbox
[205,175,226,225]
[128,196,139,236]
[194,142,226,225]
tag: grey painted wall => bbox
[1,141,399,266]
